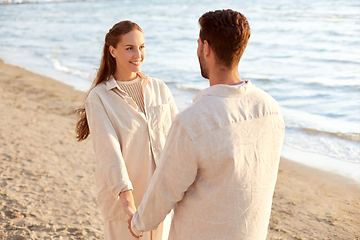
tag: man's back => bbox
[130,9,285,239]
[167,81,285,239]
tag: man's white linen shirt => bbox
[131,80,285,240]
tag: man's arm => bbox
[130,121,199,236]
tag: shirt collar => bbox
[105,72,149,91]
[193,80,254,102]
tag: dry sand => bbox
[0,59,359,239]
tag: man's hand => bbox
[128,217,142,239]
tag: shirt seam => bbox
[183,111,283,142]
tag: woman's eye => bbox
[126,47,133,51]
[140,45,145,50]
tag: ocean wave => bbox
[300,127,360,142]
[175,84,202,92]
[0,46,92,81]
[285,127,360,164]
[304,56,360,66]
[0,0,78,4]
[257,78,270,82]
[47,56,91,80]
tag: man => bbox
[128,9,285,239]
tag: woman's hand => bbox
[119,190,143,238]
[119,190,136,218]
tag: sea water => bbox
[0,0,359,182]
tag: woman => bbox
[75,21,178,240]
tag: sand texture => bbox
[0,59,359,239]
[0,60,102,239]
[270,160,360,239]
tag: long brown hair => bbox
[75,21,143,141]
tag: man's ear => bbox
[203,40,211,57]
[109,46,115,58]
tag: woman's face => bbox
[110,30,146,80]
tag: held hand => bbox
[119,190,136,218]
[119,190,143,238]
[123,201,137,219]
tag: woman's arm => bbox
[120,190,143,239]
[85,97,133,198]
[119,190,136,217]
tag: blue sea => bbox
[0,0,359,182]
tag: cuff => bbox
[131,211,144,237]
[110,180,133,199]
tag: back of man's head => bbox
[198,9,251,68]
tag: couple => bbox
[76,9,285,240]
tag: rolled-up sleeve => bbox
[85,96,133,199]
[131,120,198,236]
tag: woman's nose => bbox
[134,49,141,58]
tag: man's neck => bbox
[209,67,243,86]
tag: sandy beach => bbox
[0,59,359,239]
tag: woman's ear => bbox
[109,46,115,58]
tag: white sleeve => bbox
[86,96,133,199]
[131,120,198,236]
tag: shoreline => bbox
[0,59,359,239]
[1,51,359,185]
[281,145,360,184]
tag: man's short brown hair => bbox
[199,9,251,68]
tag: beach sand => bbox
[0,59,359,239]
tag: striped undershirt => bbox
[117,77,146,114]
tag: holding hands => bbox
[127,217,140,238]
[119,190,142,239]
